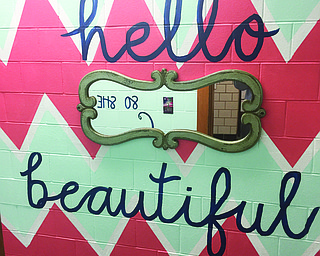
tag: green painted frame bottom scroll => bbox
[77,69,265,152]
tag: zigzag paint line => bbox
[0,93,204,174]
[251,0,320,62]
[286,1,320,61]
[1,200,55,247]
[302,238,320,256]
[1,197,130,255]
[0,92,204,177]
[2,192,270,255]
[261,132,320,255]
[47,0,82,54]
[260,132,292,172]
[167,143,206,177]
[145,220,177,256]
[302,235,320,256]
[260,129,320,173]
[58,201,130,256]
[146,0,320,67]
[0,94,110,171]
[0,0,26,65]
[48,0,115,65]
[0,0,115,66]
[169,129,318,179]
[1,200,128,255]
[2,194,176,256]
[146,0,211,69]
[1,92,319,181]
[0,95,204,255]
[0,93,317,180]
[251,0,291,62]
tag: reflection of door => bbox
[197,86,210,135]
[197,81,241,140]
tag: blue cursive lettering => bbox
[21,152,318,256]
[62,0,279,63]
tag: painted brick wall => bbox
[213,81,240,135]
[0,0,319,256]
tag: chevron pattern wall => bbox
[0,0,320,255]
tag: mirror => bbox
[77,69,265,152]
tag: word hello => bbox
[62,0,279,63]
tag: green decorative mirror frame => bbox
[77,69,265,152]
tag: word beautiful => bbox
[21,153,319,256]
[62,0,279,62]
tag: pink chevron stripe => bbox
[3,204,98,256]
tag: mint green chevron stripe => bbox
[296,147,320,244]
[57,0,108,28]
[154,0,199,49]
[0,111,97,235]
[264,0,320,41]
[0,0,19,49]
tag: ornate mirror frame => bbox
[77,69,265,152]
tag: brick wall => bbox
[213,81,240,135]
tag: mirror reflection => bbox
[197,80,252,141]
[89,80,197,135]
[90,78,252,141]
